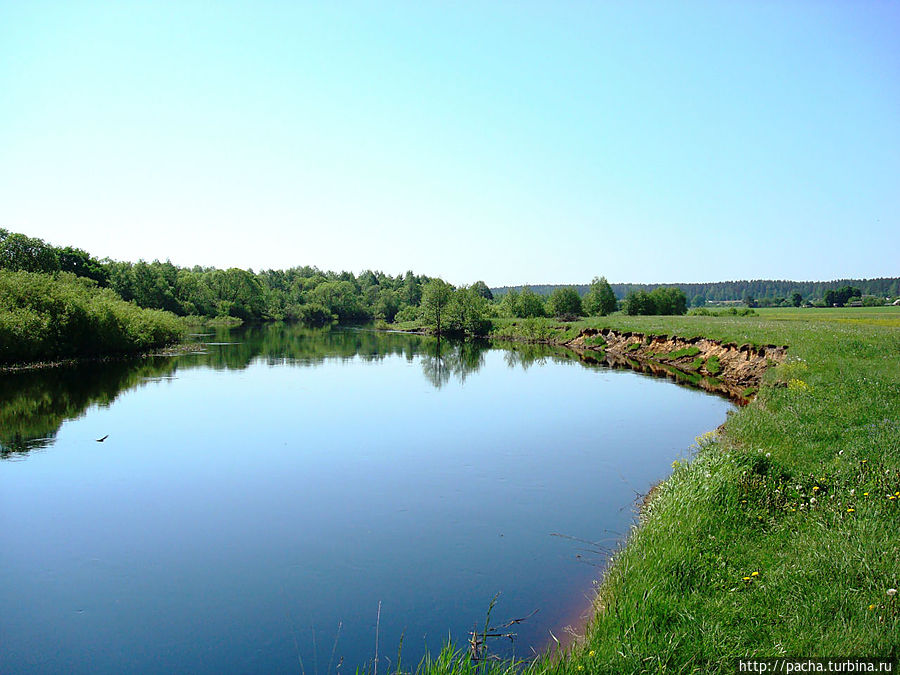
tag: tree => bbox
[445,286,489,335]
[584,277,616,316]
[649,287,687,315]
[374,289,400,322]
[517,286,546,318]
[791,292,803,307]
[596,277,617,315]
[308,280,367,321]
[623,290,655,315]
[421,279,454,335]
[623,287,686,315]
[547,286,583,317]
[0,232,59,274]
[692,294,706,308]
[471,280,493,301]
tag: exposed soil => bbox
[565,328,788,403]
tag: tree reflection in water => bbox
[0,324,580,458]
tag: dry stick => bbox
[374,601,382,675]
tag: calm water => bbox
[0,324,731,673]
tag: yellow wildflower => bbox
[589,651,596,657]
[868,604,876,611]
[751,571,759,577]
[847,508,855,512]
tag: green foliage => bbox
[393,303,420,323]
[624,287,687,315]
[705,354,722,374]
[0,229,108,284]
[444,286,490,335]
[294,303,334,326]
[583,276,617,316]
[659,345,701,360]
[791,292,803,307]
[689,306,758,317]
[421,279,454,334]
[470,280,493,301]
[374,289,401,322]
[547,286,583,318]
[824,285,862,307]
[307,280,368,322]
[499,285,546,319]
[0,270,183,364]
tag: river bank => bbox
[387,309,900,673]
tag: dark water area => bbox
[0,324,731,673]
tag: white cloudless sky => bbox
[1,1,898,286]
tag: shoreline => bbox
[0,341,204,373]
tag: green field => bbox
[396,307,900,673]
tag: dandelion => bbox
[589,650,596,657]
[813,486,820,492]
[751,571,759,577]
[868,604,876,611]
[846,508,855,513]
[742,576,751,582]
[863,492,869,496]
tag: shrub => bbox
[0,270,184,364]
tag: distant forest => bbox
[492,279,900,303]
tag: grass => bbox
[383,307,900,673]
[705,355,722,375]
[659,345,702,360]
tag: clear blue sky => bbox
[1,1,897,286]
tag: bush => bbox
[547,287,583,318]
[0,270,184,364]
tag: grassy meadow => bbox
[385,307,900,673]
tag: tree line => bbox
[0,229,697,344]
[493,277,900,305]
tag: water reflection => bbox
[0,324,716,458]
[2,325,576,457]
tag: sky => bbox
[1,1,898,287]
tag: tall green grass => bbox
[0,270,184,364]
